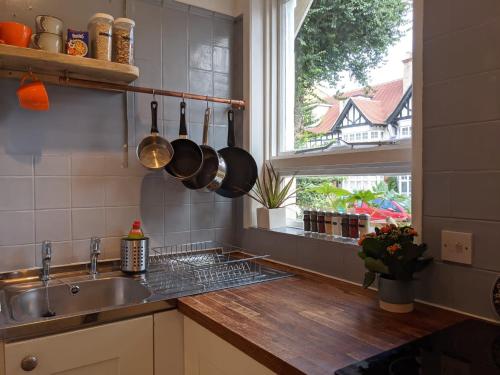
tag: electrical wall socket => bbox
[441,230,473,265]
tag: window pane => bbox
[290,175,412,227]
[288,0,413,153]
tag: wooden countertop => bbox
[178,262,466,375]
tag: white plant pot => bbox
[256,207,287,229]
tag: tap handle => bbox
[42,241,52,259]
[90,237,101,254]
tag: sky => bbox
[321,6,414,94]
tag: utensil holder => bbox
[121,238,149,274]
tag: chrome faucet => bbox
[40,241,52,282]
[89,237,101,276]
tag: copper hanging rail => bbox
[57,76,245,109]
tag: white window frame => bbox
[242,0,422,236]
[250,0,423,234]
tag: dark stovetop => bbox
[335,319,500,375]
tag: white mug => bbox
[31,32,63,53]
[35,15,63,35]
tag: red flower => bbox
[380,225,391,234]
[387,244,401,253]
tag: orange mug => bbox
[0,22,32,47]
[16,73,50,111]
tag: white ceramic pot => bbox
[256,207,287,229]
[378,276,415,313]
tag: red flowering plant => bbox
[358,224,432,288]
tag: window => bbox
[401,126,411,137]
[267,0,420,233]
[290,174,413,228]
[398,175,412,196]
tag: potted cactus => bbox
[358,224,432,313]
[247,163,296,229]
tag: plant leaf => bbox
[364,257,390,274]
[363,271,376,288]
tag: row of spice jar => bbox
[303,210,370,239]
[88,13,135,64]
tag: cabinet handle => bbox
[21,355,38,371]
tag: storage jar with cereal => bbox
[88,13,114,61]
[112,17,135,65]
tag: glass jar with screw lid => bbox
[112,17,135,64]
[88,13,114,61]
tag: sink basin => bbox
[5,277,152,322]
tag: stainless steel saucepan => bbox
[136,101,174,169]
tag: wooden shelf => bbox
[0,44,139,84]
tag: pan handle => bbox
[179,101,188,139]
[202,107,211,146]
[151,101,159,134]
[227,110,235,147]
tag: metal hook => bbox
[181,92,185,104]
[27,66,34,79]
[206,96,210,109]
[152,89,156,101]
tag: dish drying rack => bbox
[143,242,278,296]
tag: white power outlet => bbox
[441,230,473,264]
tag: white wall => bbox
[176,0,246,17]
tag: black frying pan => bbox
[216,110,257,198]
[182,107,227,191]
[165,101,203,180]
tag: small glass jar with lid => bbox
[310,209,318,233]
[303,209,311,232]
[358,214,371,237]
[88,13,114,61]
[324,212,333,236]
[317,211,326,234]
[332,212,342,237]
[112,17,135,64]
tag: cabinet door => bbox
[154,310,184,375]
[5,316,153,375]
[184,317,275,375]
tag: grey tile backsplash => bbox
[0,0,237,271]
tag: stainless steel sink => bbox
[4,277,152,322]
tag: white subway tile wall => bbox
[0,0,237,272]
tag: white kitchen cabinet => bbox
[4,316,153,375]
[154,310,184,375]
[184,316,275,375]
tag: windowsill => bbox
[250,226,360,247]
